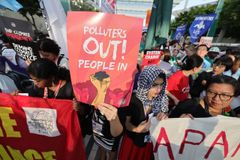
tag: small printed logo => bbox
[11,22,16,27]
[193,21,205,37]
[182,87,190,94]
[23,107,60,137]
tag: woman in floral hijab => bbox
[119,65,169,160]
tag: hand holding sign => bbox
[136,120,151,133]
[97,103,123,137]
[97,103,117,121]
[156,112,168,121]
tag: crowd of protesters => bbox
[1,35,240,160]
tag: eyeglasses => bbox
[152,82,164,88]
[206,90,234,101]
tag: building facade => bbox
[116,0,182,26]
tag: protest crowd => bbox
[0,0,240,157]
[1,30,240,159]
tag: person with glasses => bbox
[169,75,239,118]
[118,65,169,160]
[190,55,233,98]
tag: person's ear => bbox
[192,67,198,73]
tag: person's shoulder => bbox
[0,75,18,93]
[60,56,68,62]
[63,80,73,89]
[173,70,185,79]
[203,58,211,68]
[236,69,240,75]
[58,56,69,69]
[223,70,231,76]
[130,93,138,102]
[1,48,16,54]
[169,70,182,77]
[199,70,211,77]
[159,61,172,69]
[178,98,199,107]
[128,93,142,108]
[0,74,13,81]
[169,98,201,118]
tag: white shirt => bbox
[54,55,69,69]
[159,61,173,77]
[58,57,69,69]
[224,69,240,80]
[230,96,240,110]
[1,48,17,65]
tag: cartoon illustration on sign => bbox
[90,71,111,106]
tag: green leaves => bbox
[171,5,216,36]
[171,0,240,40]
[219,0,240,39]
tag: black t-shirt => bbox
[169,98,211,118]
[119,93,150,147]
[190,71,213,98]
[28,81,74,100]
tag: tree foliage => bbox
[170,4,216,36]
[70,1,98,11]
[16,0,98,32]
[219,0,240,39]
[171,0,240,40]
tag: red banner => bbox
[141,50,162,68]
[0,93,86,160]
[67,12,143,107]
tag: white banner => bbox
[199,36,213,48]
[150,116,240,160]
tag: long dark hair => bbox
[213,55,233,71]
[27,58,70,84]
[38,38,60,56]
[182,54,203,71]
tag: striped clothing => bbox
[92,110,120,151]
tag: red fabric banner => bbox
[0,93,86,160]
[67,12,143,107]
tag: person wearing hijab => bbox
[118,65,169,160]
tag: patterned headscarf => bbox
[136,65,168,114]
